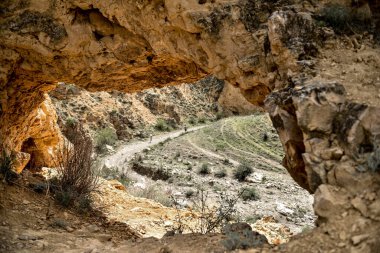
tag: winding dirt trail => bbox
[103,125,207,170]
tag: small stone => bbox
[351,234,368,245]
[337,242,345,248]
[16,243,24,249]
[87,224,100,233]
[18,235,29,240]
[351,197,368,216]
[339,231,347,241]
[66,226,74,232]
[164,221,173,227]
[22,200,30,205]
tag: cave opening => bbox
[21,137,41,172]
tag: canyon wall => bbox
[1,0,380,251]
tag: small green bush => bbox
[223,158,230,165]
[198,163,210,175]
[216,111,224,120]
[155,119,171,131]
[214,169,227,178]
[188,117,197,125]
[198,117,206,124]
[234,163,253,182]
[66,117,77,128]
[245,215,262,224]
[95,127,117,152]
[55,188,77,207]
[240,187,260,201]
[215,143,226,151]
[185,189,195,198]
[187,164,193,170]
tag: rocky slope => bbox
[1,0,380,252]
[50,76,258,142]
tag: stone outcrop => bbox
[265,82,380,252]
[0,89,64,173]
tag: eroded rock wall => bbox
[1,0,380,251]
[265,83,380,252]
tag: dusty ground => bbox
[102,114,315,235]
[0,177,139,253]
[0,171,292,253]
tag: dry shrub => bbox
[168,189,240,234]
[53,125,98,208]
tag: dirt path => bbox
[102,125,207,170]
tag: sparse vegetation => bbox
[155,118,172,131]
[215,111,224,120]
[301,225,312,233]
[234,163,253,182]
[66,117,77,128]
[245,214,262,224]
[52,125,98,210]
[214,169,227,178]
[168,189,240,234]
[222,225,267,251]
[223,158,230,165]
[240,187,260,201]
[95,127,117,153]
[185,189,195,198]
[129,185,172,207]
[198,117,206,124]
[188,117,196,125]
[198,163,210,175]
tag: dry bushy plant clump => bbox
[240,187,260,201]
[53,125,98,209]
[198,163,210,175]
[167,189,240,234]
[234,163,253,182]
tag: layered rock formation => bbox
[1,0,380,251]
